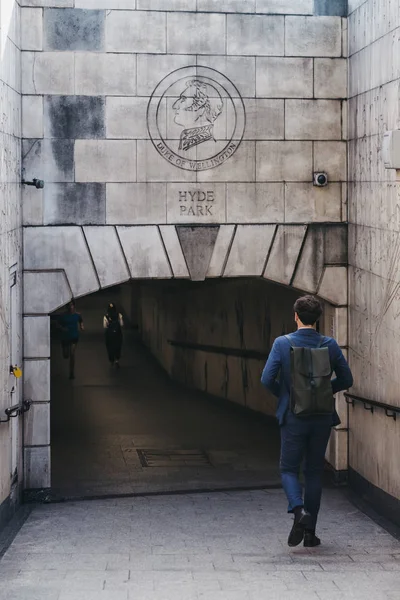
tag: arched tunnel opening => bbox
[49,278,323,500]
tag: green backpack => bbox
[285,334,334,417]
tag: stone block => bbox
[197,142,255,183]
[314,141,347,181]
[137,54,195,97]
[106,183,167,225]
[22,0,74,6]
[315,58,347,98]
[75,140,136,183]
[22,51,74,95]
[285,100,342,140]
[264,225,307,285]
[138,0,196,8]
[106,97,158,140]
[24,317,50,358]
[240,100,284,140]
[75,53,136,96]
[224,225,276,277]
[314,0,348,16]
[21,7,43,50]
[106,10,166,53]
[325,224,347,264]
[137,141,196,183]
[256,0,313,13]
[43,183,106,225]
[22,96,43,138]
[3,39,21,93]
[197,56,256,97]
[117,226,172,279]
[334,306,348,346]
[23,360,50,403]
[44,8,104,51]
[22,138,74,183]
[176,226,219,281]
[285,183,342,222]
[24,271,71,314]
[227,183,284,223]
[44,96,105,139]
[159,226,190,278]
[292,226,324,293]
[167,13,225,54]
[285,16,342,57]
[256,57,313,98]
[24,446,51,489]
[24,402,50,446]
[256,141,312,181]
[198,0,255,10]
[24,227,99,297]
[83,226,130,288]
[75,0,135,7]
[207,225,235,277]
[227,15,284,56]
[23,185,44,226]
[318,266,347,305]
[167,184,226,224]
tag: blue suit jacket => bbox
[261,328,353,426]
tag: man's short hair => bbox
[294,295,322,326]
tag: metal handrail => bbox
[344,393,400,421]
[0,400,32,424]
[167,339,268,360]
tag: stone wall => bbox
[348,0,400,505]
[137,277,348,471]
[138,279,299,416]
[0,0,23,521]
[21,1,347,232]
[20,0,349,489]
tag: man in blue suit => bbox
[261,295,353,547]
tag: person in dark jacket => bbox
[261,295,353,548]
[59,300,84,380]
[103,303,124,368]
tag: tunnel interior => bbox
[50,278,306,500]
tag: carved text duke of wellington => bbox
[178,190,215,217]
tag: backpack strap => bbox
[286,333,326,349]
[285,334,296,348]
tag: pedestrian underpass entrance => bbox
[43,278,348,500]
[23,224,349,496]
[49,280,289,499]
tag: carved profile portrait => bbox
[172,79,224,152]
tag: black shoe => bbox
[288,508,313,547]
[304,532,321,547]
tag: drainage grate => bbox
[137,449,212,468]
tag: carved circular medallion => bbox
[147,66,246,172]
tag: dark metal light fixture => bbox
[22,178,44,189]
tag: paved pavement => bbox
[1,489,400,599]
[50,290,280,499]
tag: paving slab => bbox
[1,489,400,599]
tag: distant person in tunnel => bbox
[59,300,84,380]
[103,303,124,369]
[261,295,353,548]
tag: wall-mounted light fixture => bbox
[22,178,44,189]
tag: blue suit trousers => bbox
[280,412,333,529]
